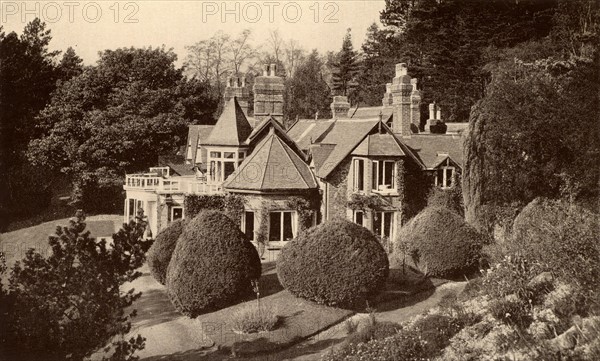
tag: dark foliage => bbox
[147,219,185,285]
[1,211,151,361]
[329,29,359,102]
[346,321,401,346]
[397,207,487,277]
[277,219,389,308]
[511,198,600,292]
[427,184,464,217]
[183,194,245,227]
[166,211,261,317]
[412,314,465,357]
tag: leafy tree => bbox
[329,29,360,102]
[286,49,332,121]
[1,210,152,361]
[27,47,220,211]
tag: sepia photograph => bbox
[0,0,599,360]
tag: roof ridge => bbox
[276,136,310,189]
[260,134,275,190]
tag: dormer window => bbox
[372,160,396,192]
[436,166,455,189]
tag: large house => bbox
[123,63,466,255]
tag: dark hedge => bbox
[165,211,261,317]
[277,219,389,308]
[147,219,185,285]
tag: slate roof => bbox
[349,106,394,119]
[186,125,214,164]
[313,119,381,178]
[310,144,335,174]
[205,98,253,146]
[402,134,464,169]
[352,133,405,157]
[287,120,335,150]
[223,131,317,192]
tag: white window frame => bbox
[372,160,396,192]
[353,210,364,226]
[241,211,255,241]
[436,166,455,189]
[268,211,297,243]
[207,147,245,183]
[170,206,184,222]
[373,211,395,239]
[353,158,365,192]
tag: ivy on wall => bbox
[184,194,246,226]
[286,195,319,232]
[347,193,386,212]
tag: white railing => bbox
[124,174,222,194]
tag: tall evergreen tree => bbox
[287,50,332,122]
[330,29,360,103]
[58,47,84,81]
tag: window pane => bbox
[269,212,281,242]
[244,211,254,240]
[283,212,293,241]
[224,162,235,180]
[355,159,364,191]
[445,168,453,187]
[210,151,221,158]
[372,161,378,190]
[437,169,444,186]
[383,212,393,238]
[374,212,382,236]
[384,161,394,187]
[172,208,183,221]
[224,152,235,159]
[128,199,135,218]
[378,161,384,187]
[355,212,363,226]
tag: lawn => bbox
[123,262,354,360]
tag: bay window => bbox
[208,150,243,183]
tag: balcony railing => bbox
[124,174,222,194]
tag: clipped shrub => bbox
[277,219,389,308]
[511,197,600,290]
[166,211,261,317]
[147,219,185,285]
[230,304,278,334]
[396,206,488,277]
[427,183,464,216]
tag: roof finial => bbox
[315,110,319,121]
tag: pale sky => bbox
[1,0,385,66]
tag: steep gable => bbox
[223,131,317,192]
[204,97,253,146]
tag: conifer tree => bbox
[330,29,359,103]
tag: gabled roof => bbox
[352,133,405,157]
[186,125,214,163]
[223,131,317,192]
[314,119,382,178]
[247,115,308,161]
[287,119,336,150]
[204,98,253,146]
[402,134,464,169]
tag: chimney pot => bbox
[411,78,418,90]
[263,64,269,76]
[429,103,436,120]
[436,109,442,120]
[386,83,392,93]
[396,63,408,76]
[270,63,277,76]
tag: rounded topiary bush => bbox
[166,211,261,317]
[147,219,185,285]
[511,197,600,288]
[396,206,487,277]
[277,219,389,308]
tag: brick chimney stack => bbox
[391,63,413,137]
[253,63,285,123]
[382,83,394,107]
[330,95,350,119]
[224,76,250,116]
